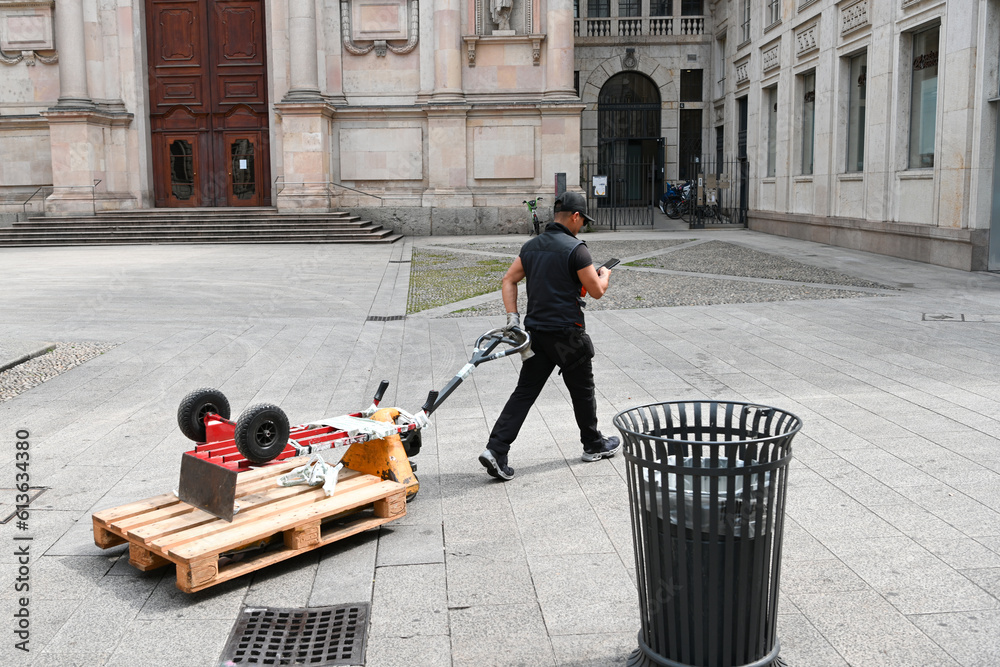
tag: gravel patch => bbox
[628,240,895,289]
[407,250,511,314]
[442,270,882,318]
[411,239,893,319]
[444,238,692,259]
[0,341,118,402]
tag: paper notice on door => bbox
[239,159,248,170]
[592,175,608,197]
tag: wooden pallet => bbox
[92,457,406,593]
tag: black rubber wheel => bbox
[665,202,682,219]
[177,388,231,442]
[234,403,290,464]
[406,472,419,503]
[401,429,422,458]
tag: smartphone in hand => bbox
[581,258,619,297]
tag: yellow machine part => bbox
[341,407,419,501]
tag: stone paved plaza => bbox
[1,230,1000,667]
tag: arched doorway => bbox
[146,0,271,207]
[598,71,663,205]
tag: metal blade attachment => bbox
[177,453,239,522]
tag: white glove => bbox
[504,312,521,331]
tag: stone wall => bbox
[349,203,553,235]
[749,211,989,271]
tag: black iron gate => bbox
[581,160,656,229]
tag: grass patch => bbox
[407,250,511,313]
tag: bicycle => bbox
[661,182,730,224]
[658,181,689,219]
[523,197,543,235]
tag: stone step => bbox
[8,219,378,233]
[1,208,400,246]
[0,232,403,247]
[0,227,392,243]
[21,216,363,226]
[42,207,345,217]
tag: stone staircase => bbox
[0,208,402,247]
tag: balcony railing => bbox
[574,16,706,38]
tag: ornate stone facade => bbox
[0,0,581,230]
[2,0,997,269]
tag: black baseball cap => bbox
[553,191,595,223]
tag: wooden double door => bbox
[147,0,271,207]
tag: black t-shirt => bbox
[570,244,593,273]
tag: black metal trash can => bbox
[613,401,801,667]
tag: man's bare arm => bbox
[578,264,611,299]
[502,257,526,313]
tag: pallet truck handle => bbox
[419,328,530,419]
[422,390,440,414]
[373,380,390,403]
[473,327,531,363]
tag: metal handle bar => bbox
[472,327,530,364]
[419,327,531,418]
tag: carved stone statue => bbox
[491,0,513,32]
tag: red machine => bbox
[175,327,530,520]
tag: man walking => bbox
[479,191,621,481]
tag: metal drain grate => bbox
[366,315,406,322]
[219,604,368,666]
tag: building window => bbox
[680,69,703,102]
[588,0,610,18]
[847,52,866,172]
[681,0,703,14]
[766,0,781,27]
[741,0,751,44]
[619,0,640,17]
[714,35,727,99]
[650,0,671,16]
[766,85,778,177]
[801,71,815,175]
[574,0,579,17]
[908,25,939,169]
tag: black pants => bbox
[487,329,602,456]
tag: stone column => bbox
[54,0,91,106]
[937,0,978,229]
[43,0,141,214]
[274,102,334,210]
[284,0,322,100]
[431,0,463,101]
[323,0,347,104]
[544,0,576,99]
